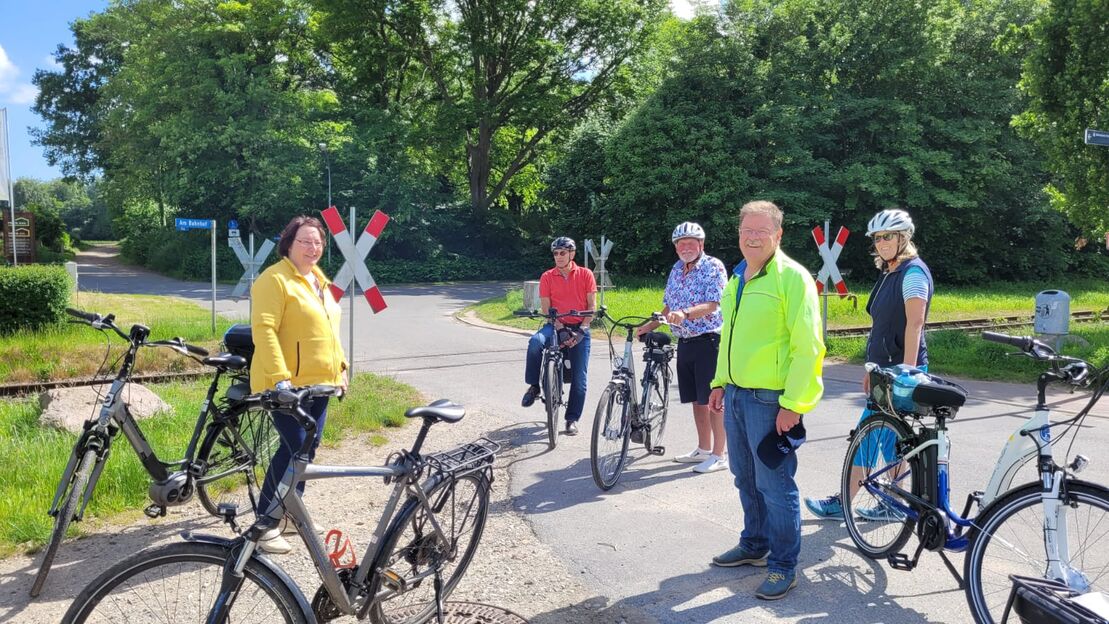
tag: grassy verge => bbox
[471,278,1109,382]
[0,372,421,557]
[0,292,236,384]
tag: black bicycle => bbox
[590,309,674,490]
[31,310,277,597]
[63,386,498,624]
[515,308,594,448]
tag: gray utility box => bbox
[1034,290,1070,335]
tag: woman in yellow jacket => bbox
[251,215,347,554]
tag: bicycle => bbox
[31,309,277,597]
[62,385,499,624]
[839,330,1109,624]
[514,307,595,448]
[590,309,674,491]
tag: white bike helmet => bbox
[866,209,915,237]
[671,221,706,242]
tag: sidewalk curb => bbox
[454,308,533,337]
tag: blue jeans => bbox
[257,397,329,517]
[524,324,590,422]
[723,385,800,573]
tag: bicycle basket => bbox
[1003,575,1109,624]
[641,332,674,364]
[423,438,500,479]
[223,324,254,365]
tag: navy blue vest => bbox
[865,257,933,367]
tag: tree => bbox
[1010,0,1109,236]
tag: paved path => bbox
[65,246,1109,623]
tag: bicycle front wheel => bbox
[841,413,919,559]
[61,541,308,623]
[368,472,491,624]
[195,406,279,519]
[642,366,669,452]
[964,480,1109,624]
[31,447,98,597]
[542,357,562,448]
[590,384,632,491]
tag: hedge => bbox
[0,265,72,333]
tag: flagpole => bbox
[1,109,15,266]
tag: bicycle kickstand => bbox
[939,550,964,589]
[434,571,445,624]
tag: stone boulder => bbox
[39,383,172,433]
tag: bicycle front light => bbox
[612,356,623,370]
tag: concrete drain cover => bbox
[388,602,528,623]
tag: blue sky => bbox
[1,1,108,181]
[1,0,699,183]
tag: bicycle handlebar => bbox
[513,308,597,321]
[66,307,99,323]
[147,338,210,357]
[981,331,1037,352]
[256,385,342,454]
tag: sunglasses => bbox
[872,232,900,243]
[552,250,571,257]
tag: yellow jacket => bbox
[250,257,347,393]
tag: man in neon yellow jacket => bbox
[707,200,825,600]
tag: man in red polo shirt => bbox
[521,237,597,435]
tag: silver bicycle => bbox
[62,386,499,624]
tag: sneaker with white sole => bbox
[673,448,712,464]
[258,527,293,554]
[281,517,324,535]
[693,455,727,473]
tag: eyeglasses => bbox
[872,232,900,243]
[739,228,774,239]
[295,239,324,249]
[552,250,571,257]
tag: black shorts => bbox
[676,333,720,405]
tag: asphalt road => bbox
[74,247,1109,623]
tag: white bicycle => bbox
[840,331,1109,623]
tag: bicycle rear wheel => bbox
[31,447,98,597]
[590,384,632,491]
[841,413,919,559]
[542,357,562,448]
[368,472,491,624]
[195,406,279,519]
[642,367,669,452]
[61,541,307,623]
[964,480,1109,624]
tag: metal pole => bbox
[248,232,255,319]
[348,206,355,379]
[211,221,217,335]
[822,220,829,344]
[2,109,15,266]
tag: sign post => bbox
[585,236,615,307]
[176,217,218,334]
[812,220,850,343]
[1084,129,1109,247]
[228,219,275,317]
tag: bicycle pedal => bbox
[143,504,167,519]
[887,552,915,571]
[380,568,407,593]
[649,445,666,456]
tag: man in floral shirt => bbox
[637,222,729,473]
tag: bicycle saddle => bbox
[225,381,251,403]
[204,354,248,371]
[640,331,671,346]
[912,382,966,410]
[405,399,465,423]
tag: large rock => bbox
[39,383,172,433]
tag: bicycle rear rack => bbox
[424,438,500,479]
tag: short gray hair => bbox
[739,200,783,230]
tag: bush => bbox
[0,265,72,333]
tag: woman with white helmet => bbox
[805,208,934,521]
[636,221,729,474]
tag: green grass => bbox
[471,277,1109,381]
[0,372,421,557]
[0,292,237,384]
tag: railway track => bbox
[828,308,1108,339]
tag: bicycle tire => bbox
[841,413,919,559]
[590,384,632,491]
[542,357,561,448]
[61,541,307,623]
[31,447,97,598]
[964,479,1109,624]
[367,472,491,624]
[642,366,669,452]
[195,406,279,519]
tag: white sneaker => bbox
[258,527,293,554]
[693,455,728,474]
[282,517,324,535]
[673,448,712,464]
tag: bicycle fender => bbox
[181,532,318,624]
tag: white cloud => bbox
[0,44,19,91]
[670,0,696,19]
[41,55,63,71]
[9,84,37,105]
